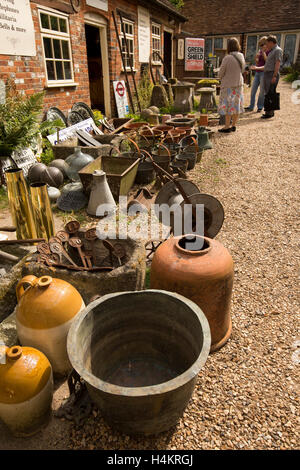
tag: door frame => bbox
[163,26,174,77]
[84,12,111,117]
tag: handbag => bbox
[264,84,280,111]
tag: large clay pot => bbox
[16,275,85,375]
[150,235,234,352]
[0,345,53,436]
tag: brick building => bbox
[176,0,300,80]
[0,0,187,117]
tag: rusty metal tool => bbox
[84,249,93,269]
[56,230,70,244]
[69,237,88,268]
[37,242,51,255]
[85,228,98,264]
[65,220,80,236]
[49,241,78,267]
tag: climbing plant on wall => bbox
[169,0,184,9]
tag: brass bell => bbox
[195,127,213,150]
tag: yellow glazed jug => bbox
[0,345,53,436]
[16,275,85,375]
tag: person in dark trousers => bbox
[245,36,268,112]
[250,35,283,119]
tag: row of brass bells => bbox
[0,345,53,436]
[15,275,85,375]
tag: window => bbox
[283,34,297,66]
[39,9,74,85]
[246,35,258,63]
[120,20,134,69]
[214,37,224,50]
[152,23,161,63]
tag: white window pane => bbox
[283,34,296,66]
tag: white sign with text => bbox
[86,0,108,11]
[47,118,99,146]
[138,6,150,63]
[0,0,36,56]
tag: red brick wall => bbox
[0,0,180,117]
[181,0,300,35]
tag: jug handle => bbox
[16,275,38,302]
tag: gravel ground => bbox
[0,80,299,450]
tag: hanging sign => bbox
[0,0,36,56]
[138,6,150,63]
[185,38,205,71]
[113,80,129,118]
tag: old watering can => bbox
[87,170,116,216]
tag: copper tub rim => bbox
[175,234,212,256]
[67,289,211,398]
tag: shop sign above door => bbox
[185,38,205,71]
[0,0,36,56]
[86,0,108,11]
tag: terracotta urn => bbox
[150,235,234,352]
[0,345,53,436]
[16,275,85,375]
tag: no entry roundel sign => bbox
[116,81,125,97]
[113,80,129,118]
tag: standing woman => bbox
[218,38,245,133]
[245,36,268,112]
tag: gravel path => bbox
[0,80,299,450]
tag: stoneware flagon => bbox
[16,275,85,375]
[150,235,234,352]
[0,345,53,436]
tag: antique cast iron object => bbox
[67,290,211,435]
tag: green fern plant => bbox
[0,86,45,168]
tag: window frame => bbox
[152,22,162,65]
[120,19,135,71]
[38,7,75,87]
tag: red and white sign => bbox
[185,38,205,71]
[113,80,129,118]
[115,81,125,97]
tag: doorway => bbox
[163,31,172,78]
[85,24,104,113]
